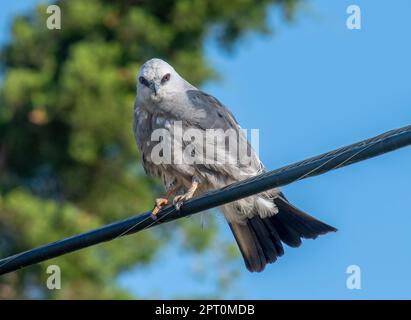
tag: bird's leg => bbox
[173,177,200,210]
[151,188,177,219]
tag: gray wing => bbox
[185,90,240,132]
[185,90,264,177]
[133,99,153,175]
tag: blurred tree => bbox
[0,0,300,298]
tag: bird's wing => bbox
[185,90,240,132]
[133,99,153,175]
[184,89,264,174]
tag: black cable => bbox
[1,125,410,275]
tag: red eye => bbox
[162,73,171,83]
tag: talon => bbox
[173,195,185,210]
[150,212,158,220]
[173,179,199,211]
[151,198,168,218]
[155,198,169,207]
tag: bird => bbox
[133,58,337,272]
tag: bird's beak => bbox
[149,81,158,96]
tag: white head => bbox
[137,58,184,103]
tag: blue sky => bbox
[1,0,411,299]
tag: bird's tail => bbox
[227,195,337,272]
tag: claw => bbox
[173,195,186,211]
[173,179,199,211]
[151,198,168,219]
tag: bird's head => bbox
[137,58,182,103]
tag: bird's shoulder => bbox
[185,89,240,131]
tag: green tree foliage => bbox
[0,0,299,298]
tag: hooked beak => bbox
[149,81,159,96]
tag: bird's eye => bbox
[161,73,171,83]
[139,76,149,87]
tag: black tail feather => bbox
[249,216,278,263]
[274,196,337,238]
[270,216,302,248]
[262,218,284,256]
[229,195,337,272]
[228,221,266,272]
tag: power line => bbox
[1,125,410,275]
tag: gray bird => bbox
[133,58,336,272]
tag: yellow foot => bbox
[151,198,168,219]
[173,179,199,210]
[173,193,193,210]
